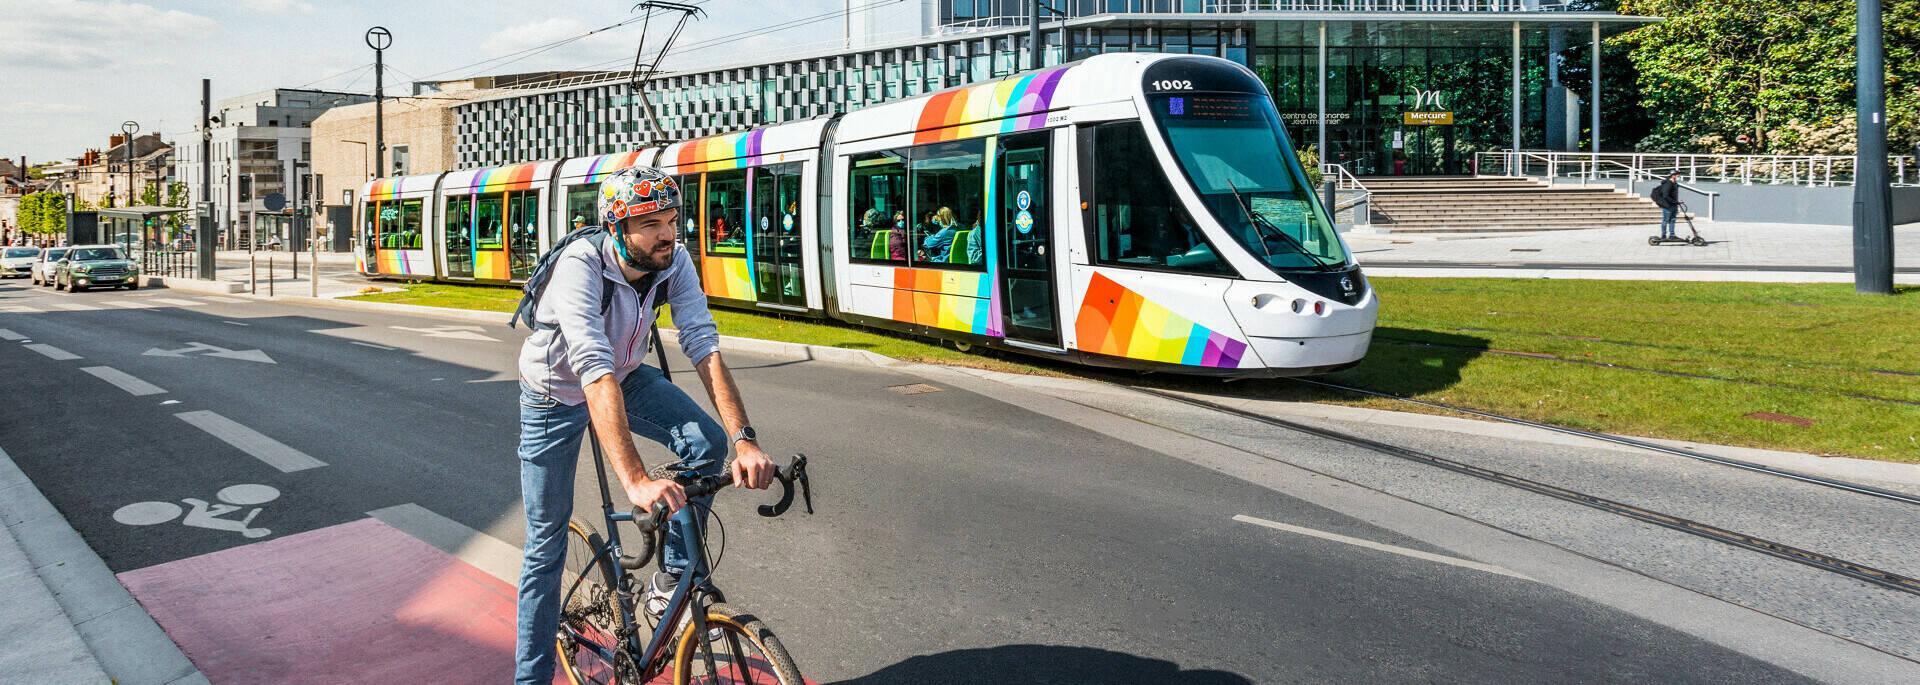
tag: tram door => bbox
[996,133,1059,347]
[750,164,806,307]
[361,202,379,274]
[445,196,474,279]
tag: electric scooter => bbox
[1648,202,1707,246]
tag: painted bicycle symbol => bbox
[112,484,281,538]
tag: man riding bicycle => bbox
[513,165,776,685]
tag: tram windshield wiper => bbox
[1223,180,1340,272]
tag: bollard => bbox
[1322,180,1337,221]
[310,233,319,298]
[268,252,274,297]
[249,252,257,294]
[293,248,299,281]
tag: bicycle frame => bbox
[561,423,718,680]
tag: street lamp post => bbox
[121,121,139,209]
[366,27,392,185]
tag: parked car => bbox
[54,244,139,292]
[1,246,39,278]
[30,247,69,286]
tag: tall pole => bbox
[367,27,391,179]
[1029,0,1041,70]
[1855,0,1894,294]
[1317,21,1327,170]
[1590,22,1601,154]
[201,79,211,204]
[1511,22,1521,156]
[122,121,139,208]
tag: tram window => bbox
[564,183,597,233]
[361,203,375,256]
[474,194,503,247]
[446,196,473,273]
[1085,122,1232,276]
[908,139,985,271]
[507,189,538,278]
[703,170,747,256]
[398,199,423,249]
[676,175,699,246]
[848,151,907,264]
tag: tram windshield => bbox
[1150,93,1350,272]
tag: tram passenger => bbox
[888,210,909,261]
[918,206,960,261]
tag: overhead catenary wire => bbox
[551,0,907,78]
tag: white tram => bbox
[356,53,1377,376]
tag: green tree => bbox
[163,182,188,232]
[1616,0,1920,153]
[18,192,67,237]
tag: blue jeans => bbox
[513,367,726,685]
[1660,206,1678,237]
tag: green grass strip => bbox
[347,278,1920,462]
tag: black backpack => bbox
[509,227,666,330]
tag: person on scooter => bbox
[1651,172,1681,240]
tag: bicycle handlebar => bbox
[618,454,811,570]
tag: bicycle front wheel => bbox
[672,603,804,685]
[557,517,630,685]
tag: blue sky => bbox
[0,0,858,165]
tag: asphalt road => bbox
[0,276,1883,683]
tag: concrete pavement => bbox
[4,278,1919,682]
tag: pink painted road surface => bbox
[118,516,816,684]
[119,517,518,683]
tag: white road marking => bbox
[0,306,37,313]
[143,341,275,364]
[106,301,158,309]
[391,324,499,342]
[24,343,80,360]
[173,410,326,472]
[79,366,167,396]
[223,321,249,326]
[199,296,244,304]
[1232,514,1534,582]
[152,298,202,307]
[160,399,181,405]
[0,329,23,341]
[351,341,396,350]
[368,504,521,584]
[46,301,100,311]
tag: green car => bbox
[55,244,140,292]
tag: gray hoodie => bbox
[516,237,719,405]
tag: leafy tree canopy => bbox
[1615,0,1919,154]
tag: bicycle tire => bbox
[557,517,631,685]
[671,603,804,685]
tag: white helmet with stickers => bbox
[596,166,682,229]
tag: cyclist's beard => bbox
[616,231,675,272]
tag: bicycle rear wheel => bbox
[557,517,631,685]
[672,603,804,685]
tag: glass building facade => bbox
[454,3,1654,176]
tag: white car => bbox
[30,247,69,286]
[1,246,39,279]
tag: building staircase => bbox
[1361,176,1664,233]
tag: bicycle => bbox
[555,425,814,685]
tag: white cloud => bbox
[0,101,92,115]
[0,0,217,71]
[233,0,316,13]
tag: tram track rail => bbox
[1131,385,1920,599]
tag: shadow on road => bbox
[827,644,1253,685]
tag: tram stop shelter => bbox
[96,206,212,281]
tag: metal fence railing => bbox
[137,249,198,280]
[1322,163,1373,226]
[1476,151,1920,188]
[1478,151,1721,220]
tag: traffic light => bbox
[237,174,253,202]
[144,218,154,228]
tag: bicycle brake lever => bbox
[756,454,809,518]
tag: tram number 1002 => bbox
[1151,79,1194,91]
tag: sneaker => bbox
[643,571,723,643]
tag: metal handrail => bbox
[1476,150,1919,188]
[1321,162,1371,226]
[1479,151,1720,220]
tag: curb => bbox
[0,446,206,685]
[137,275,246,294]
[194,289,1920,489]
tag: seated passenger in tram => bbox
[888,210,909,261]
[918,206,961,261]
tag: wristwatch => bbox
[729,426,758,445]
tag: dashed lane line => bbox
[23,343,80,361]
[152,298,202,307]
[0,329,23,341]
[223,321,250,326]
[199,296,245,304]
[367,504,521,584]
[173,410,327,472]
[45,301,101,311]
[79,366,167,396]
[1232,514,1534,582]
[350,341,397,351]
[105,301,158,309]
